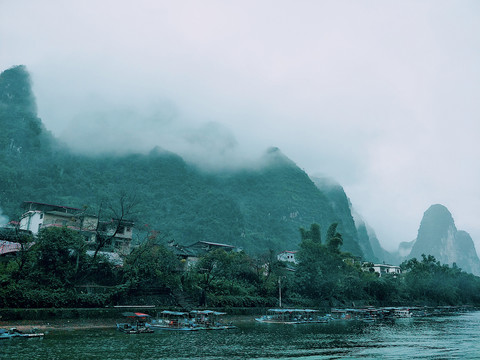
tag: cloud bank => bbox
[1,0,479,252]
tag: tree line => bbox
[1,223,480,308]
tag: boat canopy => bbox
[267,309,318,313]
[161,310,189,316]
[191,310,226,316]
[122,312,151,318]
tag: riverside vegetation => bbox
[1,223,480,309]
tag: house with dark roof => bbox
[169,240,238,267]
[19,201,97,236]
[18,201,133,255]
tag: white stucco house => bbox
[277,250,298,264]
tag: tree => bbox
[326,223,343,252]
[33,227,87,288]
[295,223,360,304]
[92,192,138,259]
[195,249,257,306]
[123,234,181,290]
[299,223,321,243]
[0,226,35,279]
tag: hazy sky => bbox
[1,1,479,252]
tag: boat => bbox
[149,310,200,331]
[394,308,412,318]
[255,309,326,324]
[362,316,376,323]
[116,312,154,334]
[0,328,44,339]
[331,308,382,322]
[330,307,414,322]
[190,310,236,330]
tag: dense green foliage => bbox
[2,225,480,309]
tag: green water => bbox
[2,312,480,359]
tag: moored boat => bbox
[190,310,236,330]
[331,308,382,322]
[0,328,44,339]
[116,312,154,334]
[394,308,412,318]
[255,309,326,324]
[149,310,200,331]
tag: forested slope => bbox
[0,65,364,256]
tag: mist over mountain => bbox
[407,204,480,275]
[398,239,415,258]
[0,65,374,256]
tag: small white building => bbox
[365,263,401,277]
[277,250,298,264]
[19,201,97,236]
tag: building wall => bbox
[81,216,98,231]
[43,213,75,228]
[277,251,298,264]
[19,211,43,235]
[372,264,401,277]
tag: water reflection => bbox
[2,312,480,359]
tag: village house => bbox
[169,240,237,267]
[18,201,133,254]
[19,201,98,237]
[96,218,134,255]
[277,250,298,264]
[364,262,402,277]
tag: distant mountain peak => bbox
[0,65,53,153]
[262,147,297,168]
[0,65,37,115]
[408,204,480,275]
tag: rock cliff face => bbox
[408,204,480,275]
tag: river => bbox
[2,311,480,359]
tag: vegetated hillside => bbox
[0,65,365,256]
[310,176,363,257]
[408,204,480,275]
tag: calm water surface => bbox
[3,312,480,359]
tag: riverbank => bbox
[0,306,267,331]
[0,306,279,322]
[0,317,114,332]
[0,314,256,332]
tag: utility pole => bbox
[278,277,283,308]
